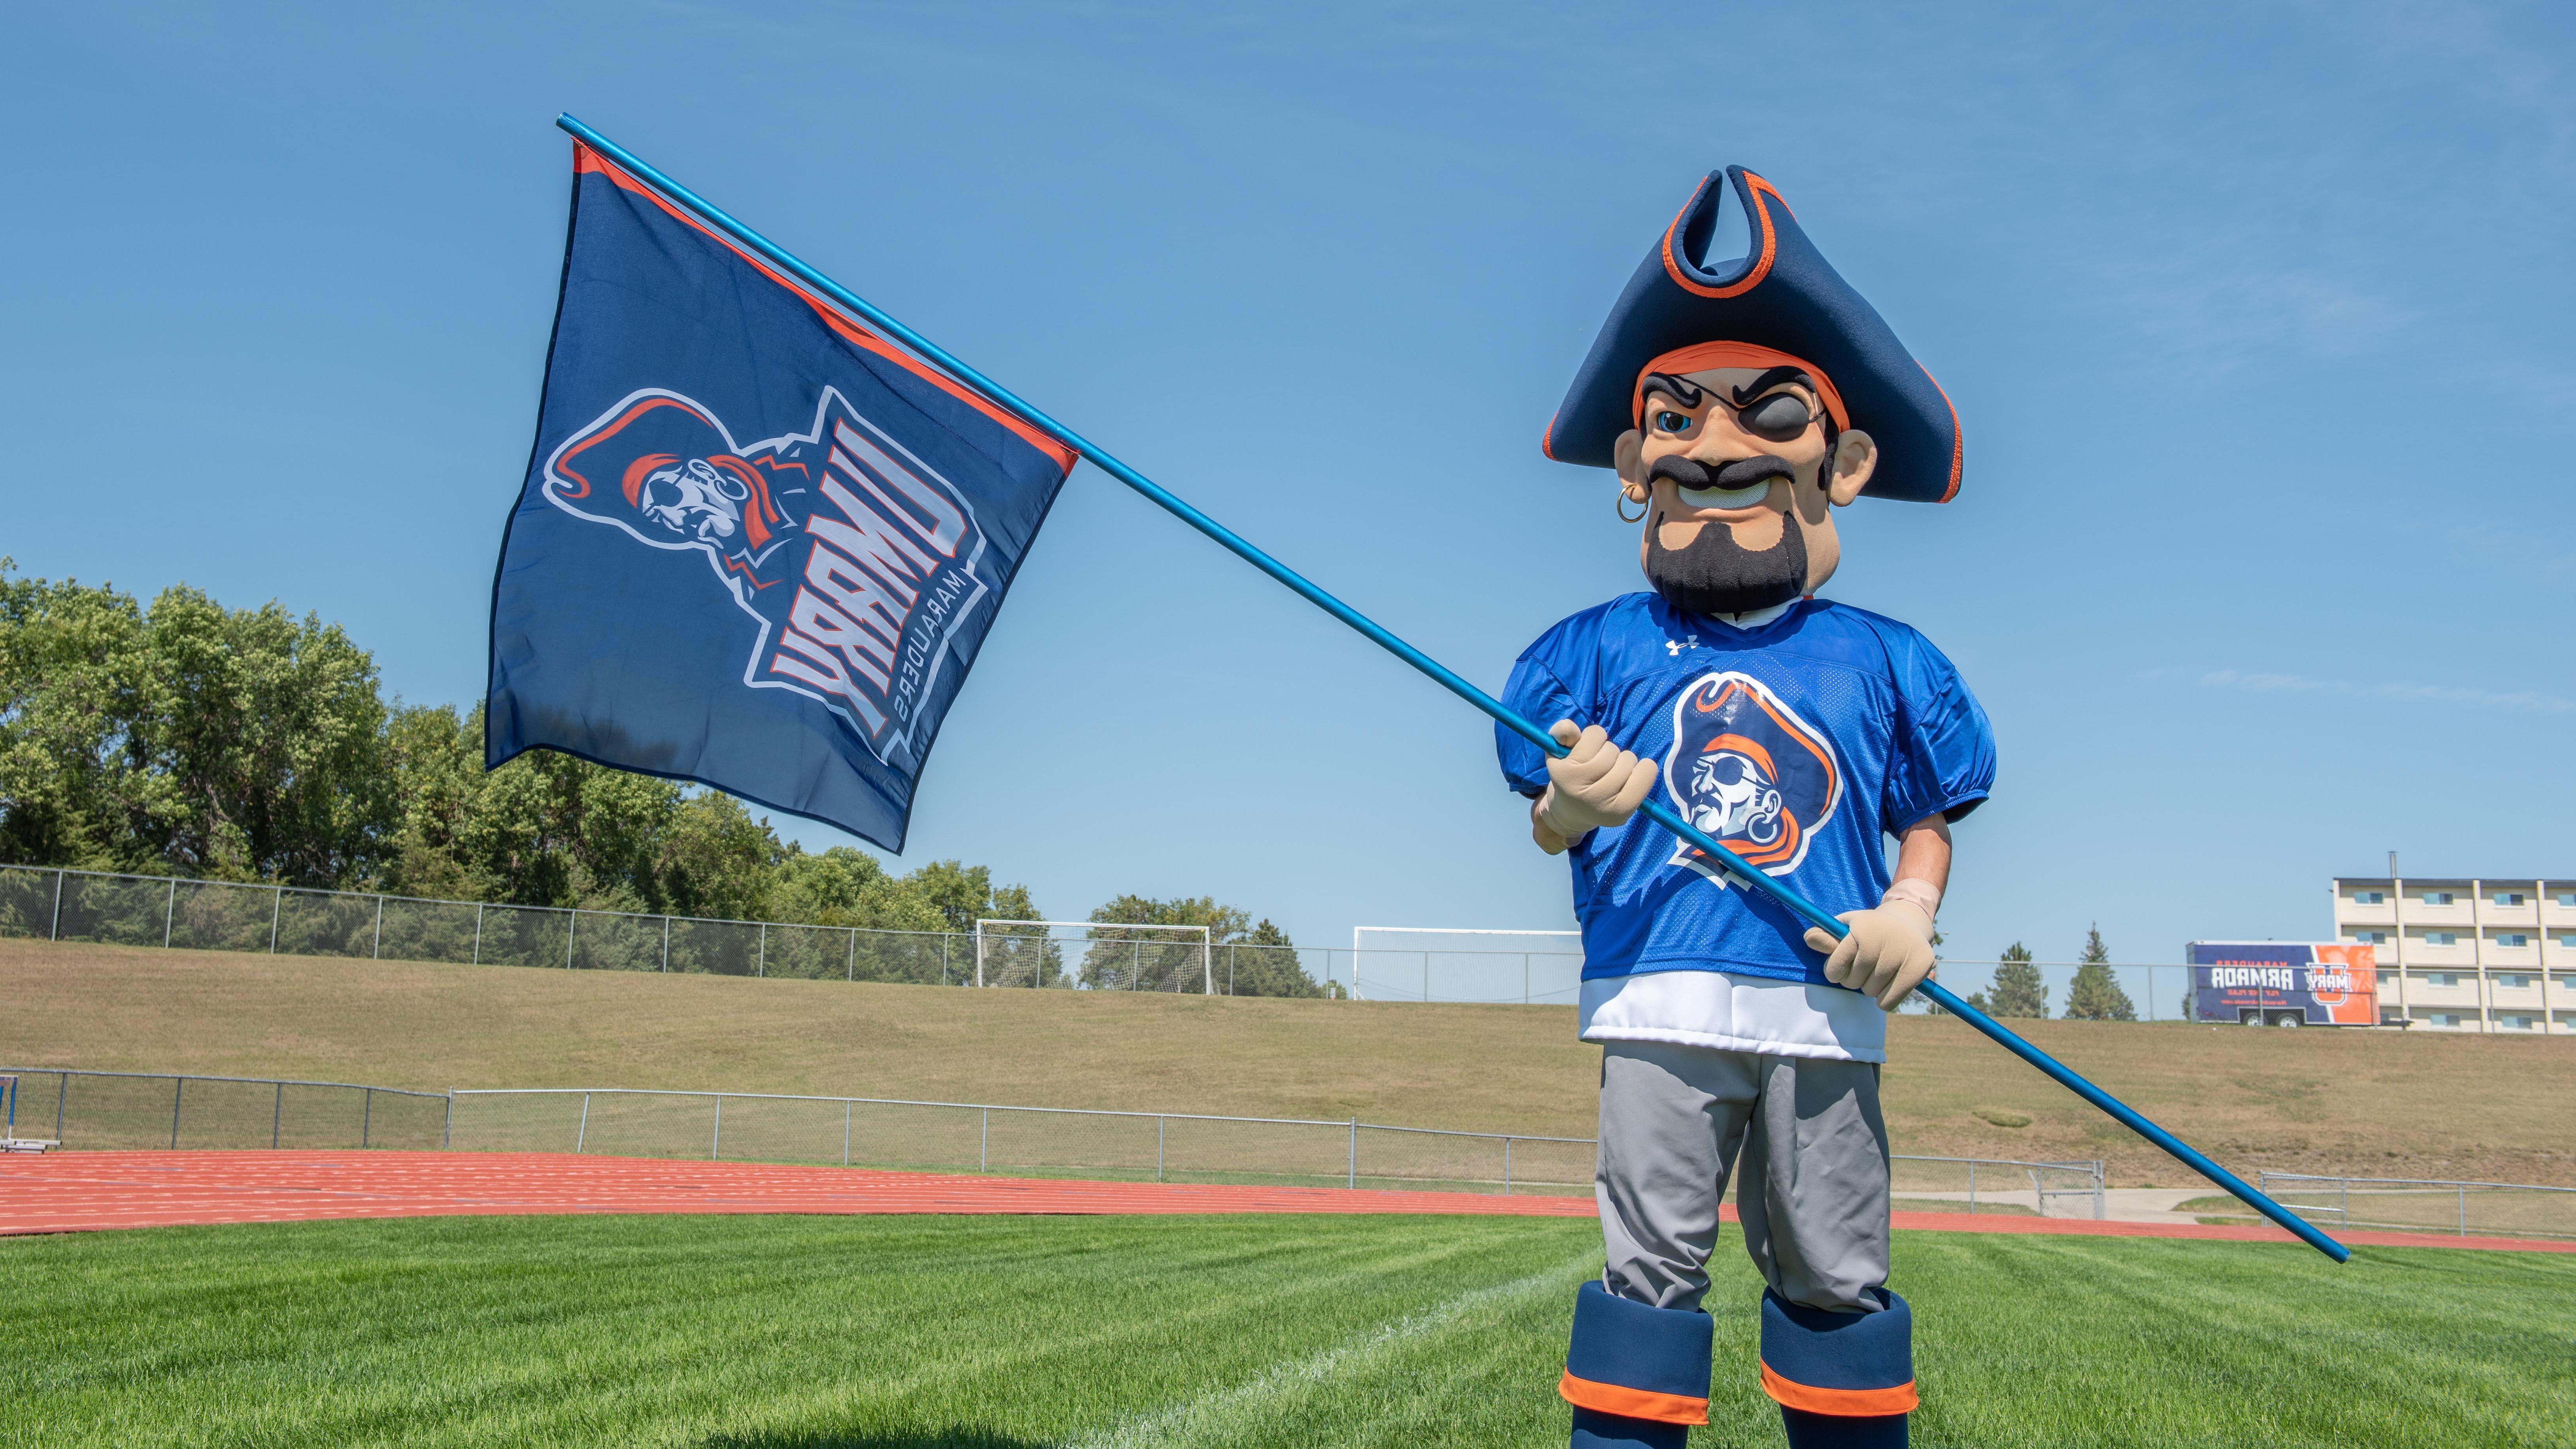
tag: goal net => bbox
[973,919,1215,993]
[1347,926,1584,1004]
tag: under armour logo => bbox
[1666,634,1700,657]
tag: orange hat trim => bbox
[1631,341,1849,435]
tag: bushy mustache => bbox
[1648,453,1796,494]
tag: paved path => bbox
[1,1152,2565,1254]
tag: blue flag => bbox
[488,143,1077,851]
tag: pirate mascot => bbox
[1500,169,1995,1449]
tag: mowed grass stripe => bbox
[6,1213,2574,1447]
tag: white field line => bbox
[1064,1251,1594,1449]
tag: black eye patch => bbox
[1738,393,1813,438]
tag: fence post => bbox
[1157,1115,1166,1182]
[49,869,63,940]
[711,1095,723,1160]
[473,903,484,965]
[576,1092,590,1154]
[1349,1117,1358,1189]
[843,1101,851,1166]
[757,923,767,978]
[269,887,283,954]
[55,1072,67,1141]
[272,1081,283,1150]
[373,896,384,959]
[1968,1161,1976,1212]
[362,1088,372,1149]
[171,1076,183,1150]
[846,928,855,982]
[663,915,672,972]
[164,879,177,948]
[565,910,577,969]
[1504,1137,1513,1196]
[2460,1184,2468,1236]
[2095,1162,2105,1220]
[980,1107,989,1172]
[442,1093,453,1150]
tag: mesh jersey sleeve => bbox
[1879,625,1997,829]
[1497,655,1582,798]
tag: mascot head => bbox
[1544,168,1962,617]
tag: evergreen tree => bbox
[1985,941,2050,1018]
[2063,922,2138,1021]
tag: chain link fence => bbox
[0,1067,448,1152]
[447,1088,1599,1195]
[2251,1172,2576,1240]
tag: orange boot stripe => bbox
[1557,1371,1710,1426]
[1758,1363,1919,1416]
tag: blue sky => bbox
[6,2,2571,976]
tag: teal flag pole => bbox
[554,113,2348,1264]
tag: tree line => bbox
[0,563,1321,994]
[1954,924,2138,1021]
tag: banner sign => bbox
[2187,942,2379,1026]
[488,144,1077,851]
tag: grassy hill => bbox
[4,938,2568,1187]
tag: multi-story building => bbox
[2330,878,2576,1034]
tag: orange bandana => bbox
[1632,341,1849,434]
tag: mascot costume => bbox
[1499,167,1996,1449]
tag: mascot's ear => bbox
[1614,429,1645,487]
[1826,429,1877,506]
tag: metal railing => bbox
[2254,1172,2576,1240]
[1,1067,449,1152]
[1889,1154,2107,1219]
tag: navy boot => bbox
[1560,1281,1714,1448]
[1757,1288,1915,1447]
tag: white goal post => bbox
[1349,926,1583,1004]
[973,919,1215,993]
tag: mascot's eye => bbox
[1739,393,1813,438]
[1653,410,1692,433]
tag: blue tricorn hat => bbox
[1543,167,1961,504]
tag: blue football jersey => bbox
[1498,594,1995,987]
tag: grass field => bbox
[5,939,2573,1186]
[2,1212,2566,1447]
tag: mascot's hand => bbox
[1804,897,1938,1010]
[1536,721,1657,849]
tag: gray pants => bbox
[1595,1039,1891,1315]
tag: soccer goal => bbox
[973,919,1215,993]
[1348,926,1584,1005]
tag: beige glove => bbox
[1536,720,1657,847]
[1802,889,1938,1009]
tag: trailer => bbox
[2187,942,2378,1027]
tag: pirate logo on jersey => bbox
[1664,670,1842,883]
[541,385,993,770]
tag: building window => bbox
[2499,1014,2537,1031]
[2424,931,2457,946]
[2424,891,2455,906]
[2494,891,2526,907]
[2420,972,2462,987]
[2558,892,2576,907]
[2497,934,2530,948]
[2350,930,2389,945]
[2352,890,2385,905]
[2559,934,2576,949]
[2496,974,2536,990]
[2417,1011,2467,1027]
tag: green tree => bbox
[2062,922,2138,1021]
[1085,894,1321,996]
[1985,941,2050,1018]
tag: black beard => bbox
[1641,455,1808,616]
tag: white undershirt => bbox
[1574,593,1887,1064]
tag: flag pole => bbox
[552,114,2347,1264]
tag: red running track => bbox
[0,1152,2565,1253]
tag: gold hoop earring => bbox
[1616,488,1647,524]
